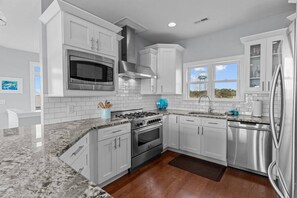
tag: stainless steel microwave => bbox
[67,49,115,91]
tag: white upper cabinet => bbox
[241,29,286,92]
[39,0,122,97]
[144,44,184,95]
[139,48,158,94]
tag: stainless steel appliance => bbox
[227,121,272,175]
[67,49,115,91]
[267,16,296,198]
[118,26,157,79]
[112,109,163,170]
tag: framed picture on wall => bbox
[0,77,23,94]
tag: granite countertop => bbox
[0,118,129,198]
[150,109,271,124]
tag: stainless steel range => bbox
[112,109,163,170]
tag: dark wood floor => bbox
[103,151,277,198]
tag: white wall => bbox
[178,11,293,62]
[0,46,39,129]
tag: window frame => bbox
[183,55,244,101]
[30,62,41,112]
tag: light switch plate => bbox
[0,99,5,105]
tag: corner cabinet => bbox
[142,44,184,95]
[241,29,286,92]
[39,0,122,97]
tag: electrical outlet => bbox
[0,99,5,105]
[67,104,74,114]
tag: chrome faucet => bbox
[198,95,214,114]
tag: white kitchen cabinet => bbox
[241,29,286,92]
[116,133,131,173]
[200,118,227,162]
[71,148,90,179]
[180,123,201,154]
[140,48,158,94]
[162,115,169,150]
[168,115,180,149]
[97,123,131,184]
[145,44,184,95]
[98,137,117,183]
[40,0,122,97]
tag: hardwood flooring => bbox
[103,151,277,198]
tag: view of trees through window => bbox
[188,62,238,99]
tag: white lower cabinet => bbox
[71,148,90,179]
[180,124,200,154]
[162,115,169,150]
[200,126,226,161]
[168,115,180,149]
[166,115,227,162]
[97,123,131,184]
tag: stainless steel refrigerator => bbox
[267,14,297,198]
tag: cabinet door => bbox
[162,115,169,149]
[179,124,200,154]
[71,147,90,180]
[245,40,266,92]
[64,13,93,50]
[98,138,117,183]
[116,133,131,173]
[201,126,226,162]
[157,49,176,94]
[265,35,283,92]
[140,50,157,94]
[93,26,116,56]
[168,115,179,149]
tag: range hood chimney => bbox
[119,26,157,79]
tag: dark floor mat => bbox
[168,154,226,182]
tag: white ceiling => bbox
[0,0,294,53]
[65,0,295,43]
[0,0,41,53]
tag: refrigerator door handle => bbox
[269,63,284,149]
[268,161,285,198]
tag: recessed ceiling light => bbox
[168,22,176,28]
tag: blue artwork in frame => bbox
[0,77,23,93]
[2,80,18,90]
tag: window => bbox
[30,62,41,111]
[184,56,242,101]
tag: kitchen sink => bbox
[188,111,226,117]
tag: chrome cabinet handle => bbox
[96,39,99,51]
[176,116,178,123]
[198,127,200,135]
[112,130,122,134]
[208,122,218,125]
[114,138,117,149]
[268,81,270,91]
[186,120,194,122]
[71,145,84,157]
[90,38,94,49]
[118,137,121,147]
[78,167,84,173]
[267,161,285,198]
[262,81,264,91]
[269,63,283,149]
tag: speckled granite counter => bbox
[0,118,129,198]
[149,109,271,124]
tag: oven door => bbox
[132,123,163,157]
[67,50,115,91]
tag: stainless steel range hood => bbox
[119,26,157,79]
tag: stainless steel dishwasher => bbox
[227,121,272,176]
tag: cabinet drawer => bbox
[71,148,90,179]
[98,123,131,141]
[180,116,200,125]
[60,133,89,166]
[201,118,226,129]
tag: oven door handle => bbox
[133,123,163,134]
